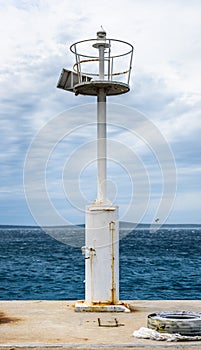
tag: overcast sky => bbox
[0,0,201,226]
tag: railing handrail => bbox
[73,59,130,78]
[70,38,134,60]
[70,38,134,85]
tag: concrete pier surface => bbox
[0,300,201,349]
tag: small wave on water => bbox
[0,224,201,300]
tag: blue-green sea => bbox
[0,224,201,300]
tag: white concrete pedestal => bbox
[74,300,130,312]
[75,205,130,312]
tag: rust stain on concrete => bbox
[0,311,21,325]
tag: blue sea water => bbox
[0,225,201,300]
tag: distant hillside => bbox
[0,222,200,229]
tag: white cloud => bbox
[0,0,201,224]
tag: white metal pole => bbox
[99,45,105,80]
[97,42,107,204]
[97,89,107,203]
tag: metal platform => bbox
[74,80,130,96]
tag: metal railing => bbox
[70,38,134,85]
